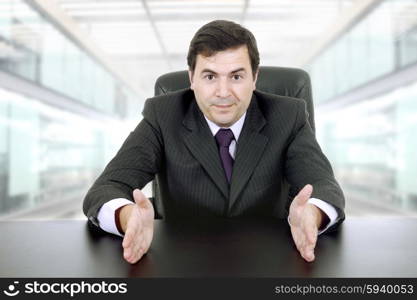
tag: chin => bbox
[212,115,235,127]
[218,121,234,127]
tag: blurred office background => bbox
[0,0,416,220]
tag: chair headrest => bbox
[154,66,315,131]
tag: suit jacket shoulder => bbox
[253,90,307,122]
[142,88,195,128]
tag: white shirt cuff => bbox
[287,198,339,235]
[97,198,133,237]
[307,198,338,235]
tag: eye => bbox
[232,74,242,80]
[205,74,215,80]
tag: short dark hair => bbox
[187,20,260,77]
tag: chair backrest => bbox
[151,66,315,219]
[154,66,315,131]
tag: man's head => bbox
[187,20,260,127]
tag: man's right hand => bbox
[119,189,154,264]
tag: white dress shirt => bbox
[97,113,338,236]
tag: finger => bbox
[123,246,132,261]
[294,184,313,205]
[132,235,144,259]
[131,251,143,264]
[297,237,314,262]
[305,236,316,260]
[122,228,136,250]
[291,227,304,256]
[124,229,143,263]
[296,234,314,262]
[300,217,317,243]
[125,241,139,263]
[301,227,317,262]
[127,252,138,264]
[127,227,145,262]
[127,249,138,264]
[133,189,149,209]
[302,216,318,242]
[123,217,139,243]
[302,249,315,262]
[305,243,316,260]
[133,245,144,262]
[301,236,316,260]
[123,237,135,258]
[122,229,133,248]
[307,227,318,245]
[131,241,145,264]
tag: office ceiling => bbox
[56,0,358,95]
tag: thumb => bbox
[133,189,149,209]
[294,184,313,205]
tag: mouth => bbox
[213,104,233,109]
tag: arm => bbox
[83,99,162,264]
[285,99,345,228]
[83,98,163,225]
[285,100,345,261]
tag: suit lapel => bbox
[181,100,229,199]
[229,94,268,211]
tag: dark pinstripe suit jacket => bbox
[83,88,345,229]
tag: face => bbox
[189,45,258,127]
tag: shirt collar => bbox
[204,112,246,141]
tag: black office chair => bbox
[151,66,314,218]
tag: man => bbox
[83,20,345,265]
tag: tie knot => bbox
[215,129,235,147]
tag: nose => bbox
[215,77,231,99]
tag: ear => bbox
[188,69,194,90]
[252,69,259,90]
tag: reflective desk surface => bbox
[1,217,417,277]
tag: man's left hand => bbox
[289,184,326,262]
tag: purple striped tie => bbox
[215,129,235,183]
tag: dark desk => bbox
[1,217,416,277]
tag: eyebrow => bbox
[201,67,247,74]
